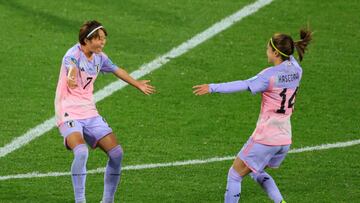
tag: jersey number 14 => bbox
[276,87,299,114]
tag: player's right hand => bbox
[67,76,78,89]
[192,84,210,95]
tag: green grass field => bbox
[0,0,359,202]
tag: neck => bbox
[273,57,283,66]
[80,44,93,59]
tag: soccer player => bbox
[193,28,312,203]
[55,20,155,203]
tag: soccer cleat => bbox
[280,200,287,203]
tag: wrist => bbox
[208,84,216,93]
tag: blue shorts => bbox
[238,138,290,173]
[58,116,113,149]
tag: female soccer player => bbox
[193,29,312,203]
[55,20,155,203]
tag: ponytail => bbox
[294,28,313,61]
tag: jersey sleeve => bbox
[245,69,270,94]
[209,80,249,93]
[100,53,119,73]
[63,56,79,70]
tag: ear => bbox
[84,38,90,45]
[274,51,280,57]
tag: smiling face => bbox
[85,29,106,54]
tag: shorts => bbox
[58,116,113,149]
[238,138,290,173]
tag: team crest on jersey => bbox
[70,57,78,65]
[67,120,75,128]
[80,67,85,72]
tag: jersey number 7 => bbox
[83,77,93,89]
[276,87,299,114]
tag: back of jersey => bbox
[250,56,302,145]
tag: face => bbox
[266,43,278,64]
[85,29,106,54]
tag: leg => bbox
[224,157,252,203]
[250,171,284,203]
[98,133,123,203]
[66,132,88,203]
[249,145,290,203]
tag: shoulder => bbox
[258,66,277,79]
[62,44,82,67]
[63,43,81,60]
[61,44,82,68]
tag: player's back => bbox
[251,56,302,145]
[262,56,302,116]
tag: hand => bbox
[67,76,78,89]
[137,80,155,95]
[67,66,78,89]
[192,84,210,95]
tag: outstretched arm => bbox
[193,80,249,95]
[113,68,155,95]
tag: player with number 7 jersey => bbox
[54,20,155,203]
[54,43,113,125]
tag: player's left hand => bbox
[137,80,155,95]
[192,84,210,95]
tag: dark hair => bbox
[270,28,312,62]
[79,20,107,45]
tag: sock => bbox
[250,172,283,203]
[71,144,88,203]
[102,145,123,203]
[224,167,243,203]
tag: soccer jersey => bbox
[55,43,119,126]
[246,56,302,145]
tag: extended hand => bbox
[192,84,210,95]
[137,80,155,95]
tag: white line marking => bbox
[0,0,274,158]
[0,139,359,181]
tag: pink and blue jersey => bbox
[55,43,119,126]
[209,56,302,146]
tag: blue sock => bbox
[71,144,88,203]
[102,145,123,203]
[224,167,242,203]
[250,172,283,203]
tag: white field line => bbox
[0,139,359,181]
[0,0,274,158]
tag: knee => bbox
[108,145,123,162]
[73,144,89,161]
[250,172,270,184]
[227,167,242,182]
